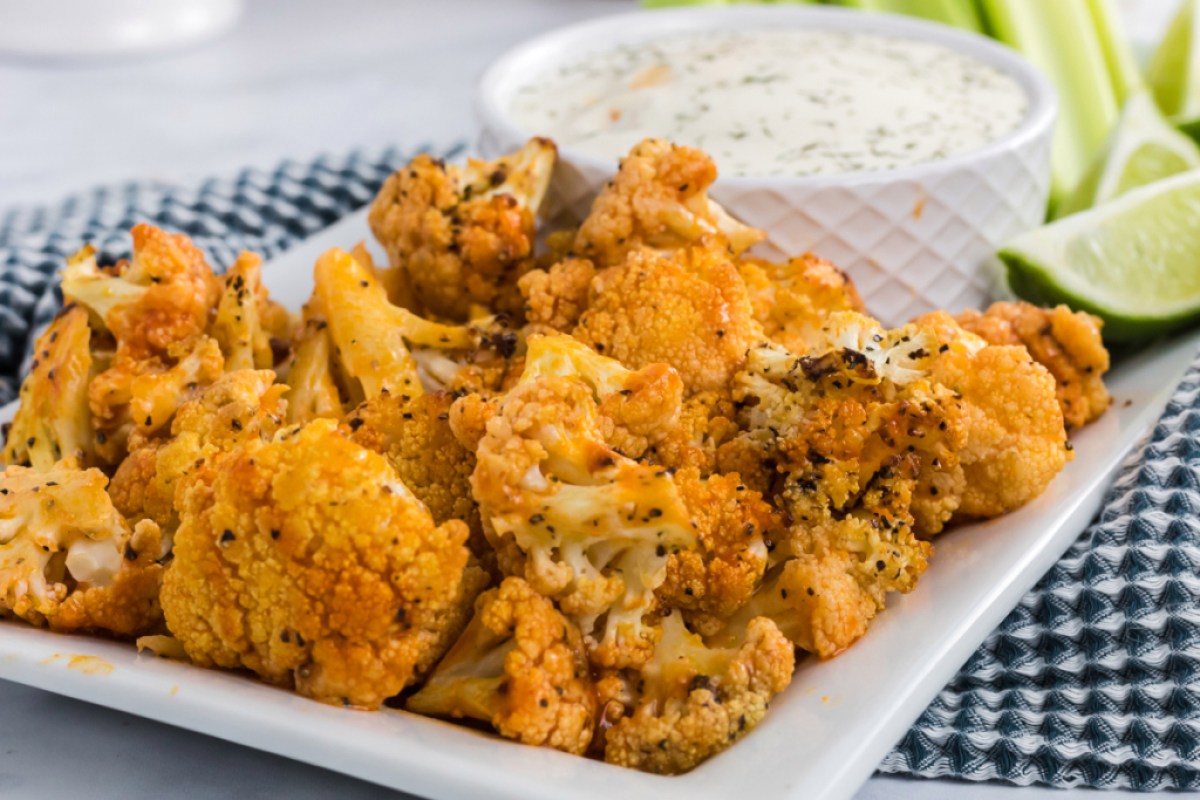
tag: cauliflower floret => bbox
[518,257,597,335]
[407,577,596,755]
[282,315,343,424]
[739,253,865,354]
[505,336,767,630]
[0,461,163,635]
[341,389,481,554]
[573,244,765,394]
[573,139,764,267]
[160,419,481,709]
[210,251,292,371]
[62,225,221,362]
[519,333,684,460]
[109,369,288,534]
[285,248,508,424]
[87,336,226,464]
[4,307,95,470]
[727,321,967,653]
[714,554,876,659]
[659,469,775,630]
[954,301,1110,430]
[368,138,557,321]
[599,613,793,774]
[914,311,1071,520]
[735,316,967,536]
[63,227,227,464]
[470,373,698,668]
[644,390,740,475]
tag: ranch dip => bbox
[509,29,1029,177]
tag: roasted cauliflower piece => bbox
[955,301,1110,430]
[211,251,291,371]
[0,461,163,635]
[573,139,764,267]
[109,369,288,534]
[739,253,866,354]
[282,315,343,424]
[518,256,597,335]
[519,333,683,460]
[341,389,482,554]
[369,138,557,321]
[599,613,793,774]
[4,307,95,470]
[62,225,221,362]
[160,419,481,709]
[470,372,698,669]
[573,244,765,394]
[714,554,876,659]
[286,247,509,424]
[407,577,596,755]
[658,469,774,631]
[914,311,1071,520]
[63,226,226,463]
[728,316,969,654]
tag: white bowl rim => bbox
[476,5,1058,188]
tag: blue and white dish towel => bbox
[1,145,1197,791]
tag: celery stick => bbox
[981,0,1120,211]
[836,0,985,32]
[1085,0,1145,105]
[1149,0,1200,118]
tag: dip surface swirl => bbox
[509,29,1030,177]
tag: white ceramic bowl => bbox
[477,6,1057,325]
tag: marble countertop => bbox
[0,0,1181,798]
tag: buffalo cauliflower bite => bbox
[518,257,597,335]
[368,138,557,321]
[599,613,794,774]
[471,373,699,669]
[659,469,775,631]
[736,314,968,537]
[727,318,970,653]
[715,554,876,659]
[519,334,684,460]
[573,243,765,394]
[572,139,764,267]
[160,419,479,708]
[61,225,221,362]
[0,461,163,635]
[210,251,291,371]
[914,311,1071,520]
[644,390,740,475]
[954,301,1110,429]
[283,313,344,424]
[4,307,95,470]
[109,369,288,534]
[287,247,513,422]
[63,227,226,463]
[341,389,481,551]
[509,336,768,629]
[406,577,596,755]
[739,253,866,354]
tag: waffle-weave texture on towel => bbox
[0,143,461,405]
[881,354,1200,790]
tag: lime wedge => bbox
[1055,93,1200,218]
[1178,113,1200,145]
[1149,0,1200,118]
[1000,171,1200,342]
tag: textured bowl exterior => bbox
[477,6,1057,326]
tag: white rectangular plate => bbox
[1,209,1197,800]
